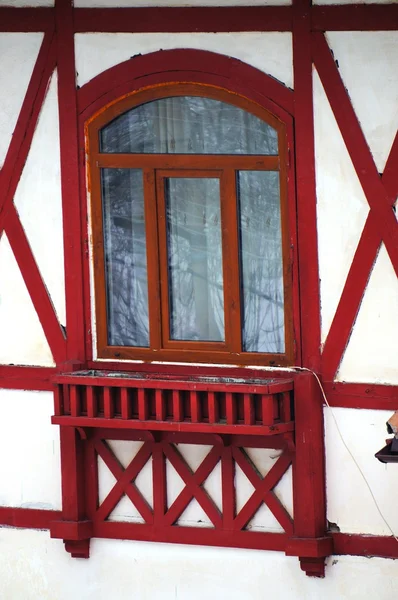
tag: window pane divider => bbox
[143,168,162,350]
[95,154,279,171]
[221,168,242,354]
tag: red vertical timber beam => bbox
[286,372,333,576]
[293,0,320,372]
[55,0,86,367]
[50,427,92,558]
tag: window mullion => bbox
[221,168,242,354]
[143,168,162,350]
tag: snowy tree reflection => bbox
[100,96,284,352]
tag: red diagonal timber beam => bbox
[232,447,293,533]
[163,445,221,527]
[313,33,398,380]
[5,205,66,364]
[0,30,56,235]
[95,440,153,524]
[163,443,222,528]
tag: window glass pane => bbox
[165,177,225,342]
[238,171,284,353]
[100,97,278,155]
[101,168,149,347]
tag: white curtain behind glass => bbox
[100,97,284,352]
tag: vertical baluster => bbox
[262,394,274,426]
[190,390,200,423]
[121,387,131,420]
[86,386,97,418]
[244,393,254,425]
[104,387,113,419]
[226,392,236,425]
[208,391,218,424]
[63,384,70,415]
[70,385,79,417]
[280,391,292,422]
[156,389,166,421]
[54,385,62,416]
[173,390,182,422]
[138,388,148,420]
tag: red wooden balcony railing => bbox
[50,370,333,576]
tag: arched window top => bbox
[99,95,278,156]
[88,82,295,366]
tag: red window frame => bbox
[86,82,299,367]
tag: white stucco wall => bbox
[14,71,66,328]
[325,406,398,536]
[74,32,293,88]
[326,32,398,174]
[2,529,398,600]
[0,390,61,510]
[314,69,369,347]
[0,33,43,169]
[0,234,54,366]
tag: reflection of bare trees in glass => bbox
[238,171,284,353]
[166,178,224,342]
[100,96,284,353]
[102,168,149,347]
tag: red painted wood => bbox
[74,6,293,33]
[0,31,56,234]
[244,393,255,425]
[163,444,221,528]
[333,533,398,559]
[0,507,61,529]
[95,520,288,551]
[0,365,55,391]
[163,443,222,528]
[232,446,293,532]
[292,0,320,372]
[52,415,294,436]
[103,387,113,419]
[315,34,398,380]
[172,390,182,422]
[138,388,148,421]
[55,0,86,365]
[226,392,237,425]
[155,389,165,421]
[0,8,53,31]
[95,439,153,523]
[5,206,67,363]
[55,372,293,395]
[78,49,294,120]
[312,4,398,31]
[221,444,235,529]
[120,387,130,420]
[59,427,86,522]
[292,373,328,541]
[70,385,79,417]
[86,386,96,417]
[261,394,274,426]
[152,441,167,526]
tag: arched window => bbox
[88,84,294,366]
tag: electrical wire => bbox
[294,366,398,544]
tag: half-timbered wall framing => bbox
[1,0,398,585]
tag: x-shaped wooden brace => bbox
[94,440,153,524]
[313,33,398,380]
[232,447,293,534]
[0,29,66,364]
[162,443,222,528]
